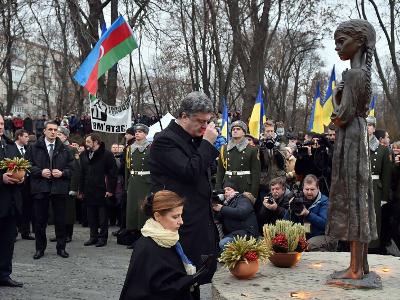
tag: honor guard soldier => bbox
[366,116,392,252]
[126,123,151,248]
[216,120,260,198]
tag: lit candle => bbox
[382,267,390,273]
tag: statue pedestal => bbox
[212,252,398,299]
[326,271,382,289]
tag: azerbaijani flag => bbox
[321,66,336,126]
[249,85,267,138]
[308,81,324,134]
[368,95,377,117]
[74,16,138,95]
[220,99,229,140]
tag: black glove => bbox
[192,254,214,282]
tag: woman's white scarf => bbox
[141,218,196,275]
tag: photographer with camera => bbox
[212,181,259,250]
[294,133,333,196]
[258,121,286,210]
[257,177,292,230]
[284,174,336,251]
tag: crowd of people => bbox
[0,91,399,299]
[2,112,161,140]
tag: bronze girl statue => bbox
[326,19,377,280]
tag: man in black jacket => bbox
[213,181,259,250]
[257,177,292,230]
[149,91,219,300]
[0,114,24,287]
[26,121,74,259]
[80,133,117,247]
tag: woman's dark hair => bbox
[142,190,184,217]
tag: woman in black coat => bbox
[120,190,209,300]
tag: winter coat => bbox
[120,237,194,300]
[80,142,118,206]
[284,192,329,239]
[215,193,259,238]
[0,135,23,218]
[149,120,219,284]
[26,136,74,195]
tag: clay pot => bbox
[268,252,302,268]
[230,259,259,279]
[9,170,26,181]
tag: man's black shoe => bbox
[95,240,107,247]
[33,250,44,260]
[49,237,57,242]
[57,249,69,258]
[112,229,122,237]
[0,277,23,288]
[84,238,98,246]
[66,237,72,243]
[21,234,35,240]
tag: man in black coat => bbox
[14,129,35,240]
[0,114,24,287]
[213,181,259,250]
[149,91,219,299]
[80,133,117,247]
[26,121,74,259]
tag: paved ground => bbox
[0,225,212,300]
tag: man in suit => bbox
[25,121,74,259]
[15,129,35,240]
[0,114,24,287]
[149,91,219,300]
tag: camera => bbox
[211,189,225,205]
[264,195,275,204]
[260,137,276,150]
[295,140,314,159]
[290,185,305,215]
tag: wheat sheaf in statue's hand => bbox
[333,80,345,106]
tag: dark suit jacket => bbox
[0,135,23,218]
[25,136,74,195]
[149,120,219,284]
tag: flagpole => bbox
[139,52,163,130]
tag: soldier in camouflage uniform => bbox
[216,120,260,198]
[366,116,392,251]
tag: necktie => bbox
[20,147,25,156]
[49,144,54,169]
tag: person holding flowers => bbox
[0,114,26,287]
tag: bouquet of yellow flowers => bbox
[0,157,31,181]
[0,157,31,173]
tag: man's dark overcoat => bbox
[149,120,219,284]
[80,142,117,206]
[0,135,23,280]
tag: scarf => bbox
[141,218,196,275]
[227,137,248,152]
[131,139,150,153]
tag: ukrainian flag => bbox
[321,66,336,126]
[249,85,267,138]
[368,95,376,117]
[220,99,229,140]
[308,82,324,134]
